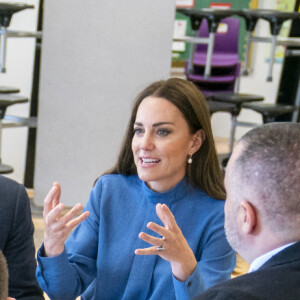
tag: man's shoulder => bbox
[0,175,21,190]
[0,175,30,217]
[197,259,300,300]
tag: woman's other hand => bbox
[43,182,90,257]
[135,203,197,282]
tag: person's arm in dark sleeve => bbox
[6,184,44,300]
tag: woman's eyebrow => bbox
[134,121,175,127]
[152,122,174,127]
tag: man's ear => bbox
[238,201,257,235]
[190,129,205,155]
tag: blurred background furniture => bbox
[0,92,28,173]
[0,2,35,72]
[185,17,241,97]
[209,93,264,153]
[0,2,40,175]
[240,9,300,81]
[175,8,241,79]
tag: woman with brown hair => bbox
[37,78,235,299]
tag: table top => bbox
[0,93,28,106]
[177,8,242,19]
[0,86,20,93]
[0,3,34,27]
[239,9,300,21]
[0,3,34,12]
[177,8,300,20]
[211,92,264,105]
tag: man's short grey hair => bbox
[0,250,8,299]
[233,122,300,236]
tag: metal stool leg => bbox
[204,32,215,79]
[229,115,237,153]
[0,119,14,173]
[0,26,7,73]
[266,35,277,82]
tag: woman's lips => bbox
[140,157,161,165]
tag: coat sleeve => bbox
[5,184,44,299]
[36,184,100,300]
[172,203,236,299]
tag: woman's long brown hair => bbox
[101,78,225,200]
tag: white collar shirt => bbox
[248,242,296,273]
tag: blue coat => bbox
[0,175,44,299]
[37,175,235,299]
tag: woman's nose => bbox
[140,133,155,150]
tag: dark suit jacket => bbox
[0,175,44,299]
[195,241,300,300]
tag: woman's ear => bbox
[190,129,205,155]
[239,201,257,235]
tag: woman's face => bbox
[132,96,200,193]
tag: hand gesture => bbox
[135,203,197,281]
[43,182,90,257]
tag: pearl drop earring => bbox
[187,155,193,164]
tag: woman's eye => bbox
[133,128,144,135]
[157,128,171,136]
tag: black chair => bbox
[210,92,264,153]
[207,100,236,116]
[242,102,296,123]
[212,93,298,169]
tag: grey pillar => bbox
[34,0,176,206]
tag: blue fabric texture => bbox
[36,174,235,299]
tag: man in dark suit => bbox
[0,175,44,299]
[196,122,300,300]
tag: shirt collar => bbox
[248,242,296,273]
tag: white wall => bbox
[33,0,176,206]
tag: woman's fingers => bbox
[138,232,164,247]
[135,246,158,255]
[135,203,197,281]
[43,182,61,217]
[44,205,89,257]
[61,203,84,224]
[64,208,90,232]
[146,222,168,238]
[43,183,90,257]
[156,203,177,231]
[44,202,65,225]
[51,182,61,209]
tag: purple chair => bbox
[194,17,240,67]
[186,17,241,96]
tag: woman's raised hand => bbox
[43,182,90,257]
[135,203,197,282]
